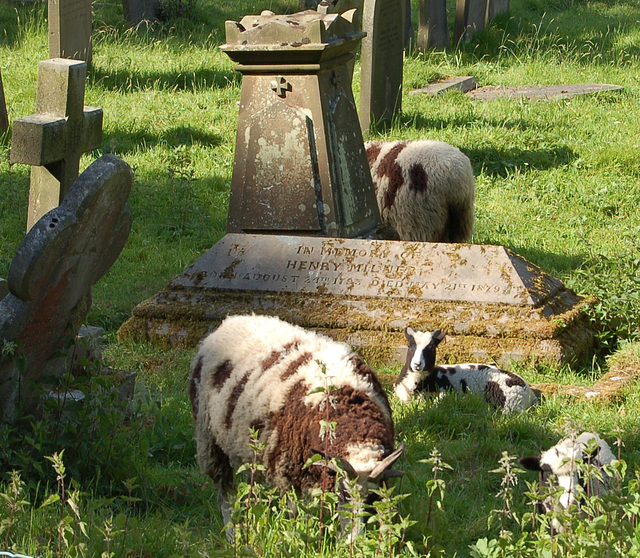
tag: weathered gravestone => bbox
[219,8,380,238]
[122,0,160,27]
[0,70,8,133]
[10,58,103,231]
[119,234,595,369]
[48,0,93,64]
[359,0,404,134]
[417,0,449,51]
[454,0,509,44]
[0,155,133,423]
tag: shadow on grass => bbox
[90,66,240,93]
[103,125,223,156]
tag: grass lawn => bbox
[1,0,640,556]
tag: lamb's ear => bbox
[433,330,446,343]
[405,327,415,341]
[369,443,405,483]
[519,456,542,471]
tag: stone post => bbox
[10,59,103,230]
[220,9,380,239]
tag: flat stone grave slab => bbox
[119,234,595,367]
[409,76,477,96]
[467,83,624,101]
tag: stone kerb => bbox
[220,9,380,239]
[0,155,133,423]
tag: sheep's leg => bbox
[217,479,236,543]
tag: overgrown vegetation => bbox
[1,0,640,555]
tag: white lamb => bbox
[365,140,475,242]
[520,432,617,526]
[393,328,537,412]
[189,314,404,537]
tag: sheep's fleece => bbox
[189,314,400,496]
[365,139,475,242]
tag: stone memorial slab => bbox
[220,8,380,239]
[410,76,477,96]
[10,59,103,230]
[454,0,487,44]
[48,0,92,64]
[360,0,404,133]
[417,0,449,51]
[466,83,624,101]
[486,0,509,22]
[119,234,595,367]
[122,0,160,26]
[0,70,8,133]
[0,155,133,423]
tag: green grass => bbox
[2,0,640,555]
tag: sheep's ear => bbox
[369,443,405,483]
[310,449,358,479]
[433,330,446,342]
[519,456,542,471]
[405,327,415,341]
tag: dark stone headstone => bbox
[220,8,380,239]
[48,0,92,64]
[360,0,404,134]
[487,0,509,22]
[122,0,160,26]
[10,59,103,231]
[0,70,8,134]
[417,0,449,50]
[0,155,133,423]
[119,234,595,368]
[454,0,487,44]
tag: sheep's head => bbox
[312,443,405,539]
[404,328,446,373]
[520,433,615,520]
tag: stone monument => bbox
[359,0,404,134]
[119,235,594,367]
[48,0,93,64]
[220,8,380,238]
[122,0,160,26]
[417,0,449,50]
[454,0,509,44]
[0,70,8,133]
[10,59,103,231]
[0,155,133,423]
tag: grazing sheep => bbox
[365,140,475,242]
[189,314,404,536]
[393,328,537,412]
[519,432,616,520]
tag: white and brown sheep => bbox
[189,314,404,535]
[393,328,537,412]
[365,140,475,242]
[519,432,617,522]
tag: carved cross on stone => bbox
[0,154,133,423]
[10,58,103,231]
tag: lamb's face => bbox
[405,328,446,372]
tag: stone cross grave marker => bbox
[0,154,133,423]
[417,0,449,50]
[48,0,93,64]
[10,58,103,231]
[219,8,380,239]
[0,69,8,133]
[359,0,404,134]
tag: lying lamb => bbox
[393,328,537,412]
[189,314,404,537]
[365,139,475,242]
[519,432,617,520]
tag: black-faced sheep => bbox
[365,140,475,242]
[519,432,616,521]
[189,314,404,536]
[393,328,537,412]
